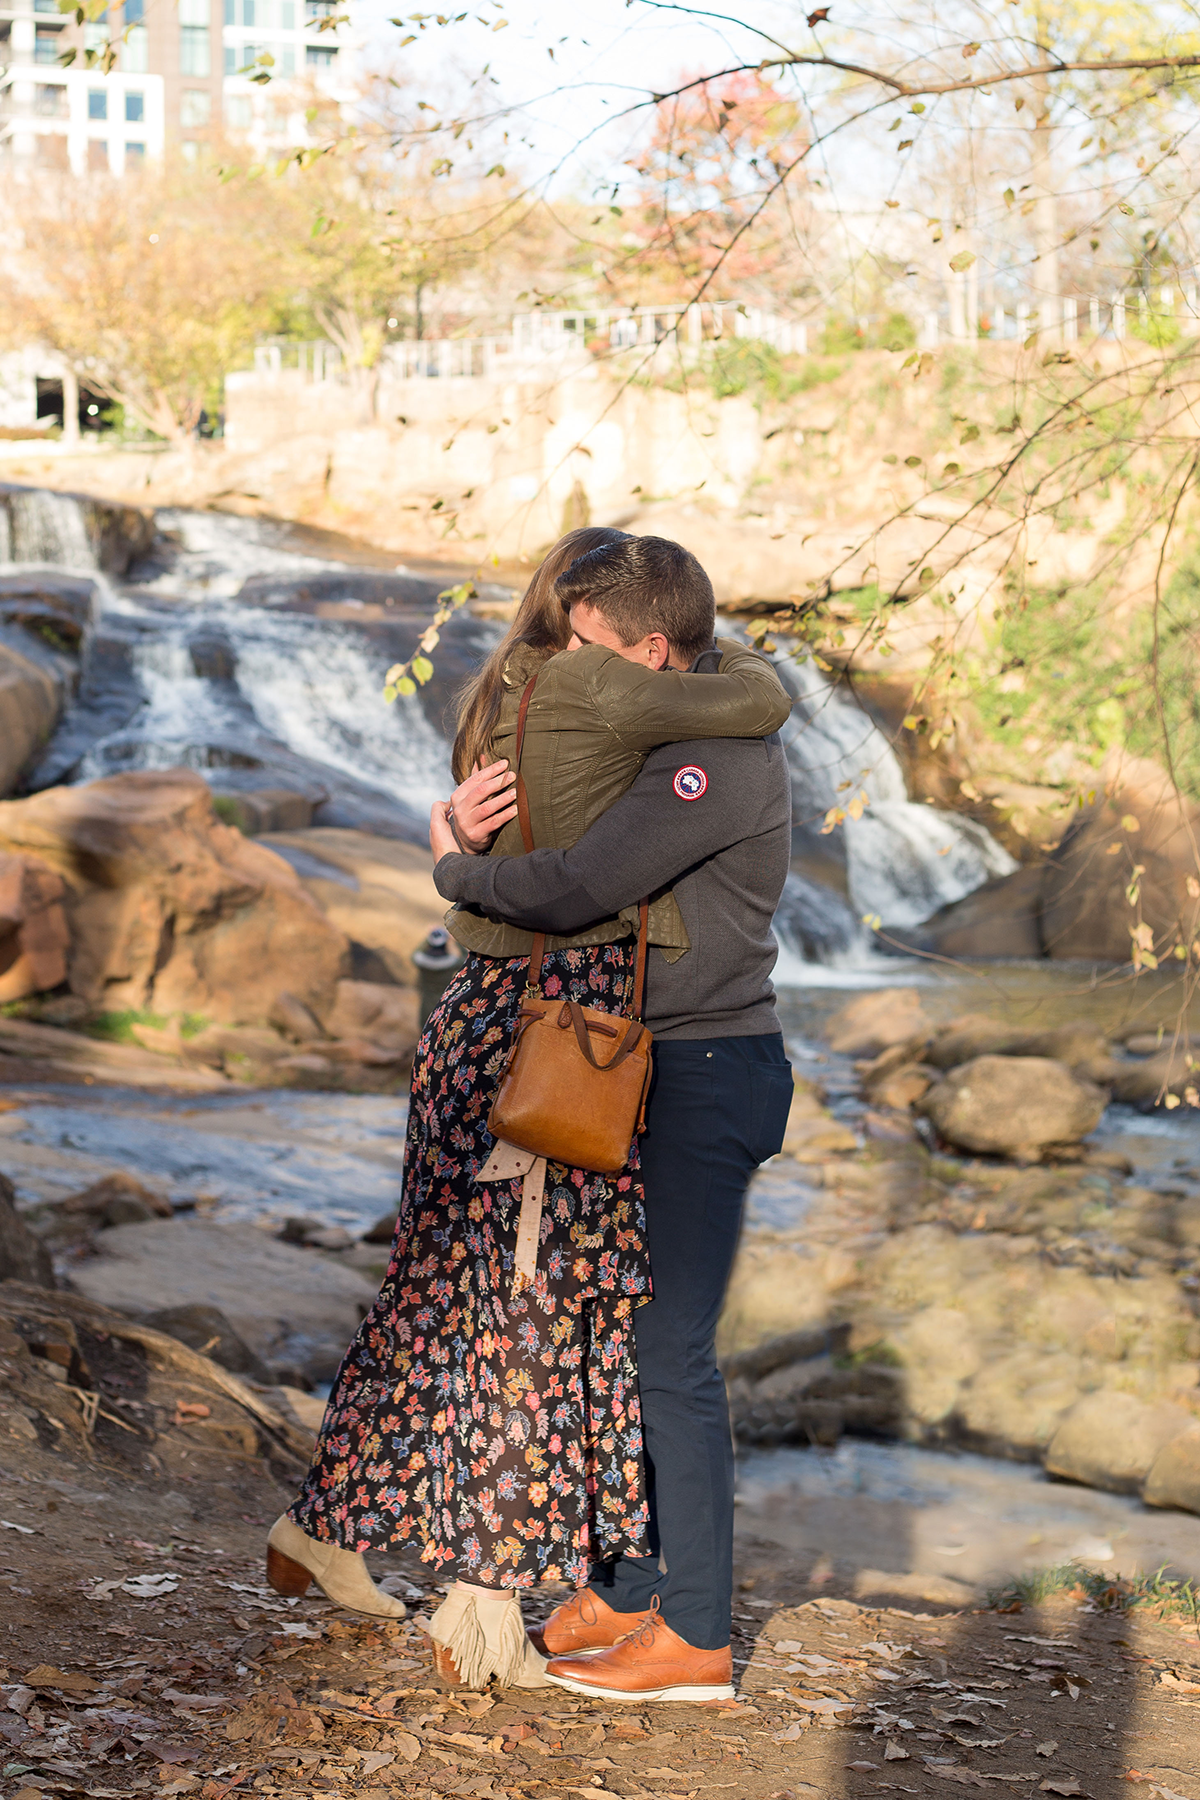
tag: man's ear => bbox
[646,633,671,671]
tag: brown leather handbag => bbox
[487,674,654,1175]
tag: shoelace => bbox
[623,1594,664,1653]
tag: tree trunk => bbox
[61,366,80,446]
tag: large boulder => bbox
[1044,1391,1197,1494]
[925,1015,1111,1079]
[824,987,933,1057]
[0,770,348,1025]
[0,850,68,1003]
[1143,1425,1200,1513]
[69,1215,379,1382]
[260,828,447,984]
[886,865,1045,960]
[1041,755,1200,961]
[917,1054,1106,1156]
[0,640,60,798]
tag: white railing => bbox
[920,285,1200,349]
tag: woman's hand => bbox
[429,760,519,860]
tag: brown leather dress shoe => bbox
[529,1587,652,1657]
[544,1600,734,1701]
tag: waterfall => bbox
[0,486,98,568]
[771,650,1016,961]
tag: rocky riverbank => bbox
[722,985,1200,1523]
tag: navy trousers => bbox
[588,1033,793,1650]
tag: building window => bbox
[180,27,210,72]
[124,89,143,121]
[87,139,110,171]
[87,87,107,118]
[223,0,233,20]
[225,93,252,128]
[243,0,255,23]
[181,139,199,161]
[33,30,60,63]
[125,140,145,157]
[180,0,210,74]
[305,43,334,64]
[33,0,59,13]
[233,41,260,70]
[279,41,294,73]
[35,83,67,114]
[280,0,293,24]
[83,10,108,50]
[180,87,210,126]
[123,0,144,20]
[305,0,335,17]
[124,24,148,69]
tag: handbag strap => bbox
[513,672,649,1018]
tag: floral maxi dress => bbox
[288,943,652,1588]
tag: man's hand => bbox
[429,760,519,860]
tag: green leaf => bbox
[943,462,961,476]
[888,118,901,131]
[396,676,417,696]
[918,566,935,583]
[948,250,975,273]
[1118,201,1135,215]
[898,139,913,152]
[485,163,505,177]
[904,454,922,467]
[1003,187,1014,207]
[411,654,434,684]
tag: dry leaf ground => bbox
[3,1393,1200,1800]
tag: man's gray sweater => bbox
[434,730,792,1041]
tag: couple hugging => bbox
[265,530,795,1703]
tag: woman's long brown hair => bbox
[451,525,631,782]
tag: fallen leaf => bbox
[1159,1672,1200,1694]
[174,1402,211,1422]
[123,1573,180,1597]
[774,1722,804,1742]
[386,1730,421,1763]
[23,1666,98,1693]
[885,1743,911,1761]
[848,1764,879,1772]
[932,1708,985,1725]
[1038,1743,1059,1757]
[142,1741,202,1764]
[1040,1782,1088,1798]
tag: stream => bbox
[5,487,1200,1595]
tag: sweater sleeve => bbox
[436,738,772,934]
[581,639,791,751]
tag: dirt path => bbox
[4,1415,1200,1800]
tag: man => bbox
[429,534,794,1702]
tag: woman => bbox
[266,526,790,1689]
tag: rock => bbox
[324,979,420,1051]
[59,1173,174,1221]
[917,1055,1107,1156]
[779,1075,857,1161]
[1172,1199,1200,1248]
[0,1013,226,1088]
[825,988,933,1057]
[0,482,155,574]
[889,1306,982,1427]
[269,990,327,1043]
[887,864,1045,960]
[956,1348,1085,1455]
[304,1227,355,1252]
[212,789,316,837]
[924,1016,1110,1076]
[1041,754,1200,961]
[1105,1050,1194,1106]
[867,1064,933,1111]
[1142,1424,1200,1512]
[362,1211,399,1245]
[0,770,348,1026]
[0,641,61,799]
[1124,1030,1200,1055]
[142,1302,272,1383]
[180,1024,294,1073]
[276,1383,329,1434]
[1044,1392,1197,1494]
[68,1215,379,1382]
[0,1172,54,1288]
[259,829,449,984]
[0,851,68,1003]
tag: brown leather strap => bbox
[565,1002,647,1072]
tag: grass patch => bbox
[84,1009,170,1044]
[211,795,246,829]
[989,1561,1200,1622]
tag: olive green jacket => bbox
[445,636,792,960]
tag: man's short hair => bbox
[554,535,716,665]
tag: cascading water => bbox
[768,649,1016,972]
[2,491,1019,980]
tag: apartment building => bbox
[0,0,349,170]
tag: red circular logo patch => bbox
[673,765,707,800]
